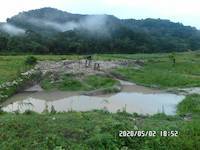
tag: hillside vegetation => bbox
[1,7,200,54]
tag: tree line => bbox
[1,22,200,54]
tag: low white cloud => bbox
[0,23,25,35]
[80,15,107,31]
[27,18,79,32]
[24,15,109,34]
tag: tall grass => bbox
[177,94,200,114]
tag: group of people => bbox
[84,55,100,70]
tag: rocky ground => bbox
[36,59,144,75]
[177,87,200,95]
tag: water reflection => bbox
[2,92,185,115]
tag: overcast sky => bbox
[0,0,200,29]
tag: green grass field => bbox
[0,56,29,84]
[0,94,199,149]
[112,52,200,88]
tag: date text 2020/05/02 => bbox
[119,130,179,137]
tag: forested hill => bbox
[0,7,200,54]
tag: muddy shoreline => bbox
[1,59,199,115]
[2,77,185,115]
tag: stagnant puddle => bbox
[2,84,185,115]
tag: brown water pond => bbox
[2,83,185,115]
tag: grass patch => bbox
[41,73,85,91]
[0,56,31,84]
[112,53,200,88]
[41,74,118,92]
[83,75,118,90]
[59,76,85,91]
[177,94,200,115]
[0,110,199,149]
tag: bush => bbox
[25,56,37,65]
[84,75,118,89]
[59,79,83,91]
[0,105,4,114]
[177,94,200,114]
[23,110,35,115]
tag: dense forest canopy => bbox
[0,7,200,54]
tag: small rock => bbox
[183,113,192,121]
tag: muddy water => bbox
[2,83,185,115]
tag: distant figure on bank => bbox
[85,55,92,67]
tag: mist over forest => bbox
[0,7,200,54]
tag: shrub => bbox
[25,56,37,65]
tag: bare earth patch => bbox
[36,59,143,75]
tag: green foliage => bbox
[41,74,118,92]
[0,56,29,84]
[169,52,176,66]
[1,8,200,54]
[83,75,118,90]
[0,110,199,149]
[86,133,117,149]
[50,105,57,114]
[0,105,4,114]
[23,110,36,115]
[177,94,200,114]
[0,36,8,51]
[112,52,200,88]
[59,78,84,91]
[25,56,37,65]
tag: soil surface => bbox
[36,59,143,75]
